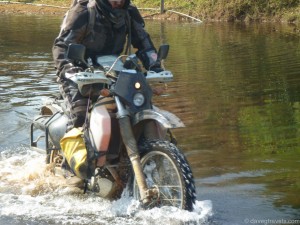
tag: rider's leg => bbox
[58,78,89,131]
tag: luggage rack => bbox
[30,112,61,155]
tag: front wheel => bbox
[134,140,196,211]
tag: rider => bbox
[52,0,162,183]
[53,0,162,132]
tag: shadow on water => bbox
[0,14,300,224]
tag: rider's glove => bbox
[58,63,83,78]
[149,63,164,73]
[136,48,163,72]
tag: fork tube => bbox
[115,97,149,204]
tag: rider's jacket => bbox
[52,0,156,71]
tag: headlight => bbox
[133,93,145,107]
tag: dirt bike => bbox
[30,43,196,211]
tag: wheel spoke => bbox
[134,140,196,211]
[158,189,182,207]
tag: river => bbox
[0,14,299,225]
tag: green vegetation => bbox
[3,0,300,22]
[132,0,300,23]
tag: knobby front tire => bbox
[134,140,196,211]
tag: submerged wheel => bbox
[46,141,56,164]
[134,140,196,211]
[49,149,63,165]
[48,149,64,175]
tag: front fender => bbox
[132,106,185,128]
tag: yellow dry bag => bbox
[60,128,88,179]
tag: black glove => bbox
[136,48,162,71]
[58,63,83,78]
[149,64,163,73]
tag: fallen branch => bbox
[138,7,202,23]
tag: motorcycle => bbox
[30,44,196,211]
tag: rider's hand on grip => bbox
[149,64,164,73]
[59,63,83,78]
[137,48,160,71]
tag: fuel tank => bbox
[89,104,111,166]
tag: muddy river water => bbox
[0,14,300,224]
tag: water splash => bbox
[0,147,213,225]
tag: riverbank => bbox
[135,0,300,24]
[0,1,67,15]
[0,0,300,24]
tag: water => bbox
[0,14,300,224]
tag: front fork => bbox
[115,96,156,204]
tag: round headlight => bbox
[133,93,145,107]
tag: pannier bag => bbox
[60,128,88,179]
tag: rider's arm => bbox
[52,5,89,72]
[129,5,161,71]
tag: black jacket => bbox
[52,0,155,71]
